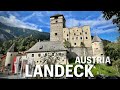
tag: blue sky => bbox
[0,11,119,42]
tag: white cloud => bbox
[91,28,118,34]
[0,15,42,31]
[38,28,43,32]
[66,18,80,27]
[22,12,44,22]
[66,13,117,34]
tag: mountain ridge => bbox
[0,22,50,42]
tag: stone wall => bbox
[67,47,93,59]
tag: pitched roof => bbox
[50,14,64,18]
[92,35,102,42]
[26,41,67,53]
[7,43,15,52]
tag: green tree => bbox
[63,39,71,48]
[112,59,120,73]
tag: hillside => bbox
[0,28,14,42]
[0,22,50,42]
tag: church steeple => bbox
[7,43,15,52]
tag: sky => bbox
[0,11,119,42]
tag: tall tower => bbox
[92,35,104,57]
[50,14,66,41]
[5,43,18,70]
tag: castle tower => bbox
[50,14,66,41]
[92,35,104,57]
[5,43,18,69]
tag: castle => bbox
[4,14,104,74]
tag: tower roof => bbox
[92,35,102,42]
[50,14,64,18]
[50,14,66,20]
[7,43,15,52]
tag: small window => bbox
[67,38,69,40]
[86,37,88,39]
[38,54,41,57]
[74,33,76,35]
[45,53,47,56]
[76,37,78,40]
[64,31,65,33]
[56,21,57,23]
[52,53,54,56]
[59,53,62,56]
[81,42,83,45]
[67,34,69,36]
[80,33,82,35]
[96,48,98,49]
[77,30,78,31]
[80,37,82,40]
[72,38,74,40]
[85,32,87,34]
[101,54,103,56]
[74,43,76,45]
[55,33,57,36]
[37,61,39,63]
[32,54,34,57]
[11,54,12,56]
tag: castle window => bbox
[74,43,76,45]
[52,53,54,56]
[80,33,82,35]
[85,32,87,34]
[80,37,82,40]
[38,54,41,57]
[67,38,69,40]
[32,54,34,57]
[77,30,78,31]
[67,34,69,36]
[64,31,65,33]
[55,33,57,36]
[11,54,12,56]
[101,54,103,56]
[76,37,78,40]
[86,37,88,39]
[56,21,58,23]
[45,53,47,56]
[59,53,62,56]
[72,38,74,40]
[74,33,76,35]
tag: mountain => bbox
[0,22,50,42]
[0,28,14,42]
